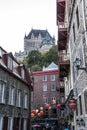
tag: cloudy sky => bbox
[0,0,57,54]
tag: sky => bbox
[0,0,57,54]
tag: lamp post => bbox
[74,58,87,72]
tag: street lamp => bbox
[74,58,87,72]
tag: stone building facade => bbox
[68,0,87,130]
[0,47,32,130]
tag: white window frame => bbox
[8,117,13,130]
[61,96,65,103]
[43,84,47,91]
[17,90,21,107]
[23,119,27,130]
[43,75,47,81]
[50,75,55,81]
[24,93,28,109]
[51,84,56,91]
[0,81,6,103]
[8,56,13,70]
[9,85,15,105]
[0,117,3,130]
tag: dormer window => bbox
[8,56,13,70]
[21,68,25,79]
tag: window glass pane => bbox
[8,117,13,130]
[43,75,47,81]
[43,84,47,91]
[73,24,75,41]
[84,90,87,114]
[50,75,55,81]
[17,90,21,107]
[0,117,3,130]
[24,93,28,108]
[76,99,78,116]
[8,56,12,70]
[21,68,25,79]
[79,95,82,115]
[0,81,6,103]
[23,119,27,130]
[9,86,15,105]
[76,7,79,28]
[51,84,56,91]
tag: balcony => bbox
[58,53,70,78]
[58,28,67,51]
[57,0,65,24]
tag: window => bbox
[8,56,13,70]
[23,119,27,130]
[60,96,65,103]
[43,84,47,91]
[79,95,82,115]
[9,85,15,105]
[84,90,87,114]
[50,75,55,81]
[43,75,47,81]
[24,93,28,109]
[21,68,25,79]
[51,84,56,91]
[76,7,79,28]
[73,24,75,42]
[76,99,78,116]
[0,81,6,103]
[8,117,13,130]
[17,90,22,107]
[0,117,3,130]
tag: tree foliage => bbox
[21,45,58,72]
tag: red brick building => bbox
[32,62,62,117]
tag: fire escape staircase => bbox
[57,0,70,79]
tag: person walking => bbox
[45,121,51,130]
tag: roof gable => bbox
[43,62,58,71]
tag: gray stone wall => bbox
[0,68,30,118]
[69,0,87,129]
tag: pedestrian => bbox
[64,128,69,130]
[64,124,69,130]
[45,121,51,130]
